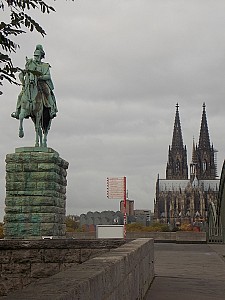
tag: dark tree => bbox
[0,0,73,94]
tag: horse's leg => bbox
[39,127,43,147]
[34,115,40,147]
[18,109,26,138]
[43,131,47,147]
[35,127,39,147]
[34,104,44,147]
[43,119,51,148]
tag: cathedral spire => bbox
[195,103,216,180]
[191,137,198,164]
[166,104,188,180]
[190,137,198,181]
[198,103,210,150]
[171,103,184,149]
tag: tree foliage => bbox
[0,222,4,239]
[0,0,73,94]
[65,215,80,232]
[126,222,171,232]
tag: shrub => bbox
[126,222,170,232]
[180,223,193,231]
[126,223,145,232]
[0,223,4,239]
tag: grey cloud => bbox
[1,1,225,220]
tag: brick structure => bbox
[0,239,125,297]
[4,147,69,239]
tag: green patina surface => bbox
[15,147,58,154]
[6,196,65,207]
[4,148,69,239]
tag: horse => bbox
[18,62,52,148]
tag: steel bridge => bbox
[207,161,225,243]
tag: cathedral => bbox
[154,103,219,226]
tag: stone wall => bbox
[127,231,206,243]
[0,239,125,297]
[66,231,207,243]
[3,238,154,300]
[4,147,69,239]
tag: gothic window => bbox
[203,160,207,172]
[175,159,180,173]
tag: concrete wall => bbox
[4,238,154,300]
[0,239,125,297]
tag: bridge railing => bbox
[207,225,225,244]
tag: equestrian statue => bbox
[11,45,57,147]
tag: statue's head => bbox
[33,49,42,63]
[34,45,45,60]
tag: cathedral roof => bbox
[199,180,219,191]
[158,179,219,192]
[158,179,189,191]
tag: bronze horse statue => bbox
[12,45,57,147]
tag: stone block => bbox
[39,223,60,236]
[5,196,65,208]
[6,181,37,191]
[36,181,60,191]
[5,206,22,214]
[31,263,60,278]
[2,262,30,276]
[10,249,44,264]
[0,280,14,297]
[6,163,23,172]
[37,163,67,176]
[43,249,80,263]
[15,147,58,154]
[37,162,59,172]
[4,213,64,224]
[4,222,41,237]
[22,163,39,172]
[21,206,65,214]
[80,249,108,263]
[30,152,59,163]
[3,223,19,237]
[26,172,61,183]
[6,190,54,197]
[0,250,12,263]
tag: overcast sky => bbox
[1,0,225,221]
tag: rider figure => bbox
[11,45,57,119]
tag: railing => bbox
[207,225,225,244]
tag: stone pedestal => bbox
[4,147,69,239]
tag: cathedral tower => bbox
[166,104,188,179]
[190,137,198,182]
[195,103,217,180]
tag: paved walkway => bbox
[145,243,225,300]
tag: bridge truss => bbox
[207,161,225,244]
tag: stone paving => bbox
[145,243,225,300]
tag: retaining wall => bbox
[3,238,154,300]
[0,239,125,297]
[66,231,207,243]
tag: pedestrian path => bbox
[145,243,225,300]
